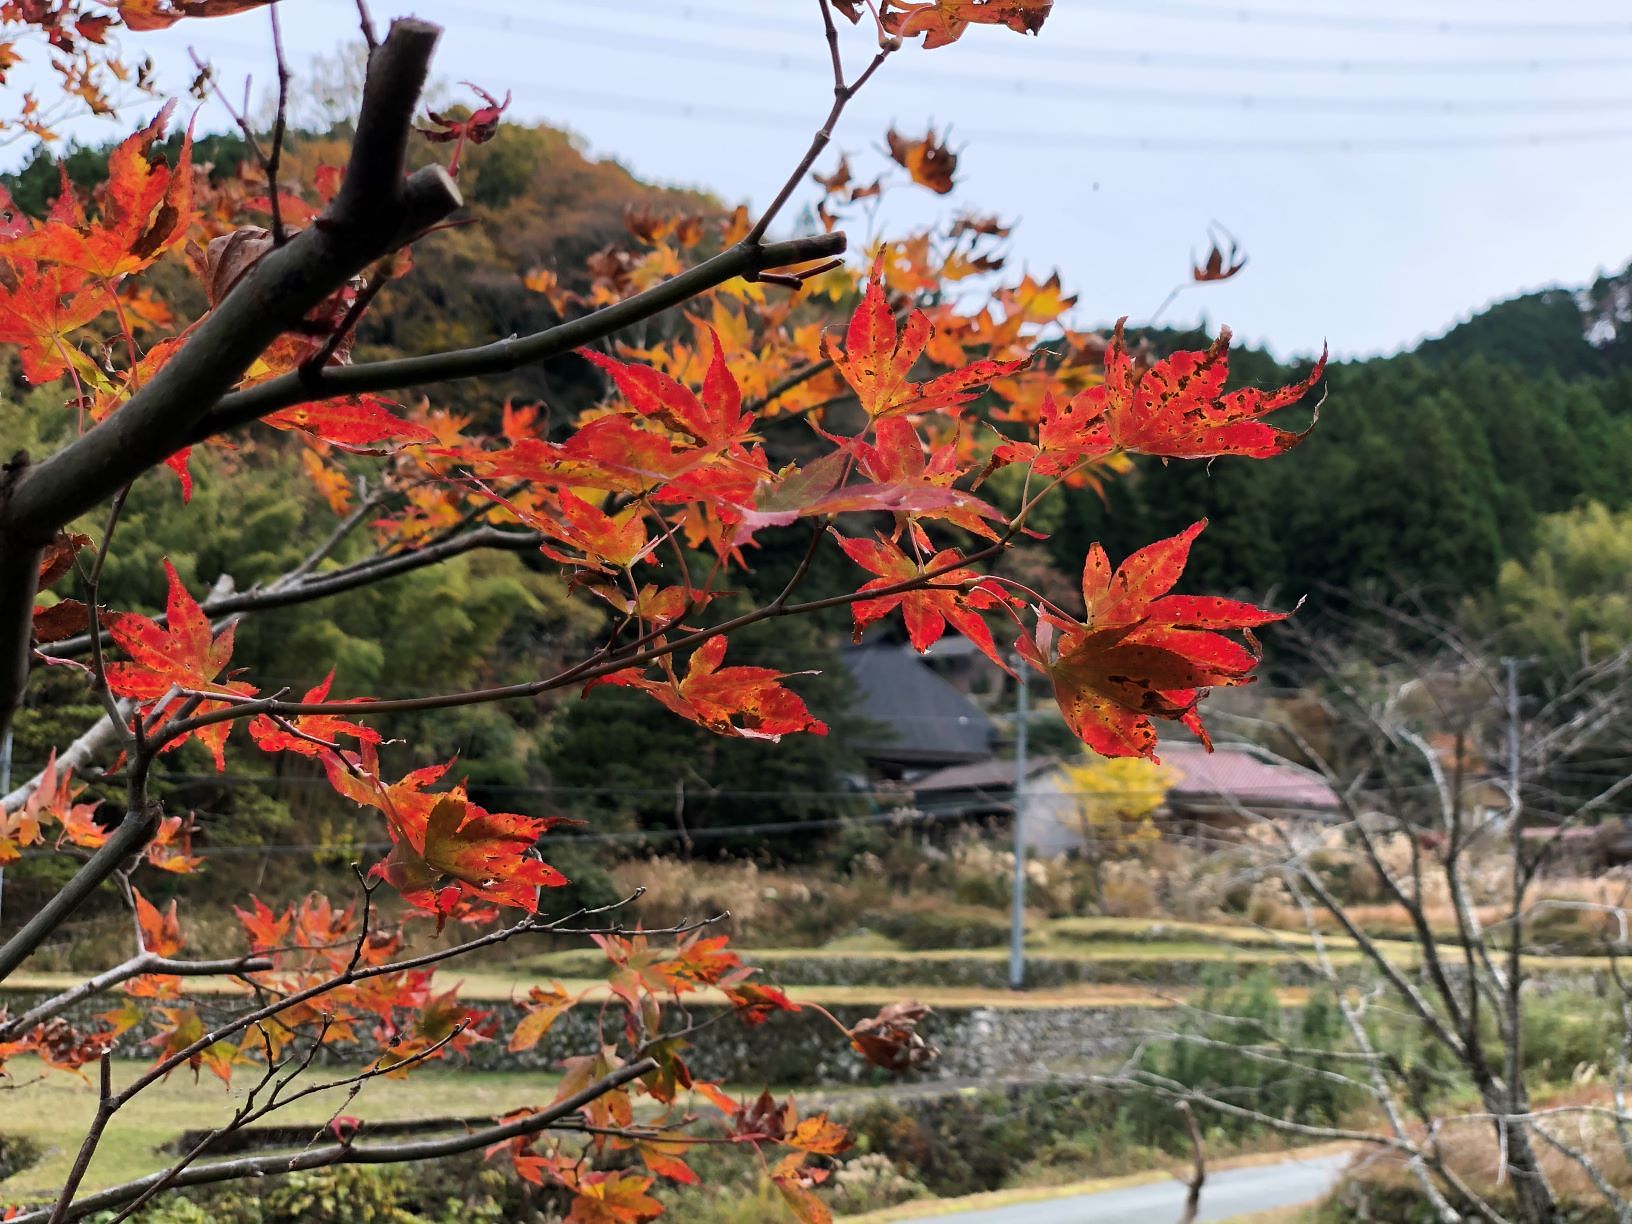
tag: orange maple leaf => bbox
[233,895,293,953]
[885,125,958,194]
[593,637,828,741]
[836,533,1012,670]
[1017,521,1288,758]
[8,99,193,281]
[564,1170,663,1224]
[508,982,575,1052]
[823,260,1026,419]
[132,888,182,957]
[884,0,1052,48]
[118,0,277,30]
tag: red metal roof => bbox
[1159,741,1340,811]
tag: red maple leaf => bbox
[248,671,379,758]
[478,413,697,498]
[372,794,567,916]
[835,533,1012,670]
[846,417,1002,540]
[323,745,564,917]
[823,260,1026,419]
[593,637,828,741]
[1017,521,1288,758]
[483,487,661,575]
[1087,321,1326,460]
[582,329,756,452]
[105,560,241,700]
[104,560,255,768]
[262,395,437,449]
[979,389,1116,482]
[417,82,510,176]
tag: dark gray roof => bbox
[841,645,996,766]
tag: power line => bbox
[488,0,1632,57]
[519,85,1632,155]
[173,17,1632,158]
[478,17,1632,117]
[1079,1,1632,38]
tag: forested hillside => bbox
[1065,281,1632,607]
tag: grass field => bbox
[1,1057,569,1200]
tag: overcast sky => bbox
[18,0,1632,360]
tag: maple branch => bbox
[148,538,1013,743]
[0,505,39,769]
[0,755,156,983]
[192,232,847,438]
[742,0,893,247]
[0,17,460,745]
[0,951,273,1044]
[17,1057,656,1224]
[102,1021,471,1224]
[265,2,292,247]
[39,526,540,664]
[117,895,661,1102]
[47,1053,115,1224]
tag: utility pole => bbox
[1009,657,1029,991]
[1503,656,1521,829]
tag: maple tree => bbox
[0,1,1325,1220]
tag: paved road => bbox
[926,1151,1351,1223]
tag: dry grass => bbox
[1341,1084,1632,1214]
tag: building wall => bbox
[1018,770,1086,857]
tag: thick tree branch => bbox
[0,532,41,771]
[0,18,459,746]
[40,527,540,664]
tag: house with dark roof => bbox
[839,645,996,777]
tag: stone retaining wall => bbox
[2,990,1158,1086]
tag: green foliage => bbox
[1419,288,1609,380]
[1136,969,1364,1135]
[107,1162,520,1224]
[1472,501,1632,664]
